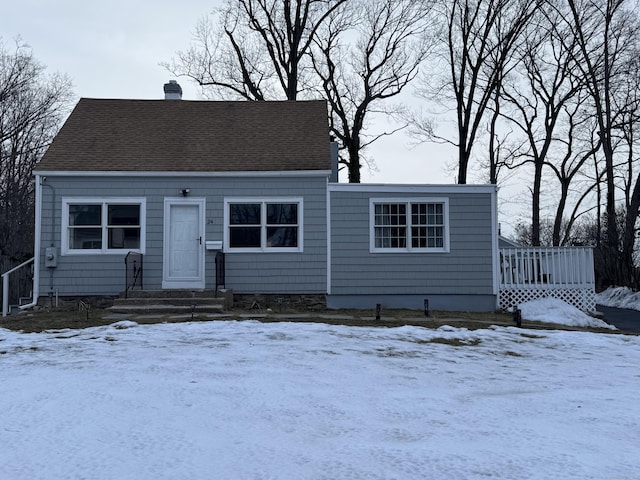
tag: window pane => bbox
[427,204,443,225]
[69,204,101,226]
[108,204,140,226]
[267,203,297,224]
[374,203,406,227]
[391,227,407,247]
[427,226,444,248]
[375,226,406,248]
[391,204,406,225]
[412,203,427,226]
[374,203,407,248]
[108,227,140,249]
[375,205,387,226]
[230,204,261,225]
[374,204,389,226]
[267,227,298,247]
[412,226,427,248]
[69,227,102,249]
[230,227,261,247]
[375,226,387,248]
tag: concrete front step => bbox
[108,304,224,315]
[123,289,227,299]
[111,289,232,315]
[113,297,225,307]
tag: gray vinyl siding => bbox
[329,189,495,296]
[37,174,328,297]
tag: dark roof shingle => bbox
[36,99,331,172]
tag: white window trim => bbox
[223,197,304,253]
[369,197,450,253]
[61,197,146,255]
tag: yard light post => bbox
[513,307,522,327]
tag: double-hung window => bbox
[225,198,303,252]
[62,198,146,254]
[370,198,449,253]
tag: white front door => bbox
[163,198,205,289]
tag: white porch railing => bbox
[499,247,595,312]
[2,257,35,317]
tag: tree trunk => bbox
[531,160,543,246]
[622,173,640,288]
[552,180,570,246]
[457,131,469,184]
[347,145,361,183]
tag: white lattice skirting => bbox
[499,287,596,313]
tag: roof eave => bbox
[33,169,333,178]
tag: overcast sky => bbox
[2,1,472,187]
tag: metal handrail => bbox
[124,252,143,298]
[2,257,35,317]
[215,251,225,296]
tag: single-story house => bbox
[25,85,503,312]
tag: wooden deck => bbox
[498,247,596,312]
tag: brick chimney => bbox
[163,80,182,100]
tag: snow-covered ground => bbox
[596,286,640,311]
[1,315,639,479]
[518,297,615,329]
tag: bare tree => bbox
[414,0,542,184]
[310,0,432,182]
[497,3,596,246]
[548,116,602,247]
[564,0,638,275]
[165,0,347,100]
[616,48,640,288]
[167,0,431,183]
[486,73,506,185]
[0,38,73,265]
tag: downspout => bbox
[327,141,339,298]
[491,185,500,310]
[19,174,44,311]
[326,176,332,297]
[20,175,57,311]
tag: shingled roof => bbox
[36,98,331,173]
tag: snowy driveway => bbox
[1,320,639,479]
